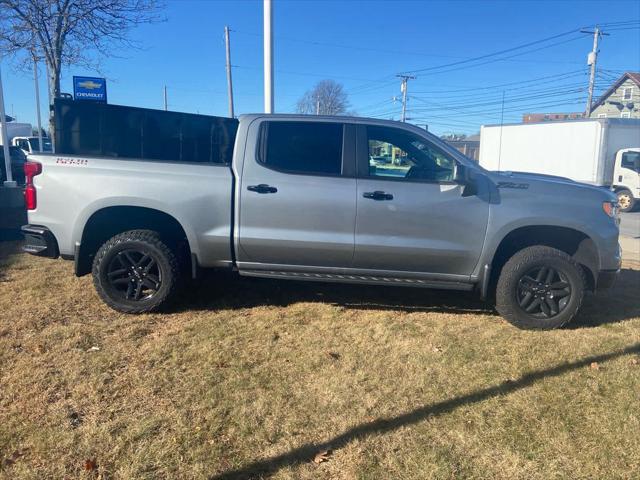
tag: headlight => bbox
[602,201,619,219]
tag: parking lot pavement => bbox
[620,211,639,239]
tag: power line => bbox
[401,28,582,75]
[409,69,586,95]
[410,85,588,111]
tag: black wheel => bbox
[496,246,585,330]
[92,230,179,313]
[616,189,635,213]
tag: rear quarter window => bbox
[259,121,343,176]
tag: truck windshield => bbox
[28,138,53,152]
[621,151,640,173]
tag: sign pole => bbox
[263,0,274,113]
[0,61,15,186]
[33,53,43,152]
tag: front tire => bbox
[92,230,180,313]
[496,246,585,330]
[616,189,635,213]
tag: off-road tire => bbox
[616,189,635,213]
[496,246,585,330]
[92,229,179,313]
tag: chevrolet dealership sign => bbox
[73,76,107,103]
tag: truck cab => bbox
[12,136,53,155]
[613,148,640,212]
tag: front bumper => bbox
[21,224,59,258]
[596,269,619,290]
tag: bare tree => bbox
[296,79,351,116]
[0,0,162,134]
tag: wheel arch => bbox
[76,206,193,276]
[484,225,599,297]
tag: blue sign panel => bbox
[73,76,107,103]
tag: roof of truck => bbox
[481,117,640,128]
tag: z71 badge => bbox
[497,181,529,189]
[56,157,88,166]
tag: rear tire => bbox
[496,246,585,330]
[92,229,179,313]
[616,189,635,213]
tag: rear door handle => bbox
[363,190,393,201]
[247,184,278,194]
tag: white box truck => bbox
[0,122,33,145]
[479,118,640,211]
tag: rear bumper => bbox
[21,224,59,258]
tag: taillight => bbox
[24,161,42,210]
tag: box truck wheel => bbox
[616,189,635,213]
[496,246,585,330]
[92,229,180,313]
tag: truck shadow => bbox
[175,267,640,327]
[177,270,492,316]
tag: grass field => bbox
[1,241,639,479]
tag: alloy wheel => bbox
[516,266,572,319]
[106,249,162,301]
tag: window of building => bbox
[366,126,455,183]
[597,113,607,118]
[259,121,343,176]
[621,112,631,118]
[622,87,633,101]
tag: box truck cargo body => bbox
[479,119,640,211]
[0,123,32,145]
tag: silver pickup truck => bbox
[22,114,621,330]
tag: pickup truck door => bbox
[353,124,489,277]
[237,120,357,269]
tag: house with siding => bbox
[589,72,640,119]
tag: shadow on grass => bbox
[209,343,640,480]
[0,237,24,282]
[175,268,640,326]
[176,270,493,316]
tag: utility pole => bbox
[316,94,320,115]
[397,74,415,122]
[581,26,609,117]
[33,52,43,152]
[263,0,274,113]
[163,85,168,111]
[224,26,235,118]
[0,61,15,186]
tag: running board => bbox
[239,269,474,290]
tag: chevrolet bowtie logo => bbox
[78,80,102,89]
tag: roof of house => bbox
[591,71,640,110]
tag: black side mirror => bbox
[454,164,478,197]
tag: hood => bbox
[486,169,617,201]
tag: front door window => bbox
[367,126,455,183]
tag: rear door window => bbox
[260,121,343,176]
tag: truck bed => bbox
[27,154,234,268]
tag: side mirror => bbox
[454,164,478,197]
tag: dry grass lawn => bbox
[1,241,639,479]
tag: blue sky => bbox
[2,0,639,135]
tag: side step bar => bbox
[240,269,474,291]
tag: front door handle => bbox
[363,190,394,201]
[247,184,278,194]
